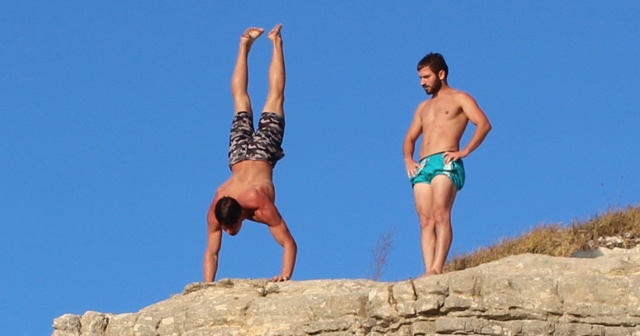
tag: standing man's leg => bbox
[414,176,457,275]
[429,175,457,274]
[262,24,285,116]
[413,184,436,276]
[232,27,264,115]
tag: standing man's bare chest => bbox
[420,99,465,128]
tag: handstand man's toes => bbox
[267,24,283,41]
[241,27,265,45]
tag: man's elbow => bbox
[402,137,415,152]
[285,239,298,254]
[204,246,219,262]
[402,139,410,150]
[403,133,417,144]
[287,238,297,250]
[482,121,492,134]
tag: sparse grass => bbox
[369,227,395,281]
[444,205,640,272]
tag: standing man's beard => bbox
[423,80,442,95]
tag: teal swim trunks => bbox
[410,152,465,190]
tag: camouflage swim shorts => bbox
[228,111,285,168]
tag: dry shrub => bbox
[444,205,640,272]
[370,227,395,281]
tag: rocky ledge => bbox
[53,248,640,336]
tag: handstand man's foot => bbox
[267,24,283,42]
[241,27,265,48]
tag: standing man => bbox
[403,53,491,276]
[203,24,297,282]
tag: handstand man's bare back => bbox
[203,24,297,283]
[403,53,491,276]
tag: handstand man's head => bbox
[215,196,243,235]
[417,53,448,95]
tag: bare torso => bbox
[417,88,470,158]
[214,160,275,223]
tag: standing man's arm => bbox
[262,202,297,282]
[403,103,424,178]
[203,210,223,282]
[444,94,492,163]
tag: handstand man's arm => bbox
[203,211,222,282]
[262,202,297,281]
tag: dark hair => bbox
[214,196,242,226]
[417,53,448,79]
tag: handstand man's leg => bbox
[262,24,285,116]
[231,27,264,114]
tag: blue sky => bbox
[2,1,639,335]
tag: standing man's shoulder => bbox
[414,99,431,116]
[451,88,491,129]
[446,88,484,116]
[418,98,431,106]
[447,88,475,104]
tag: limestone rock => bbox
[52,251,640,335]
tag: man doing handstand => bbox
[203,24,296,282]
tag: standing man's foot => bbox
[426,270,441,276]
[241,27,265,48]
[418,270,441,278]
[267,24,283,42]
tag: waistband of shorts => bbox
[418,151,446,162]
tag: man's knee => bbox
[233,95,252,112]
[417,213,435,229]
[431,207,451,226]
[267,90,284,101]
[264,93,284,110]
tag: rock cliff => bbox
[52,249,640,336]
